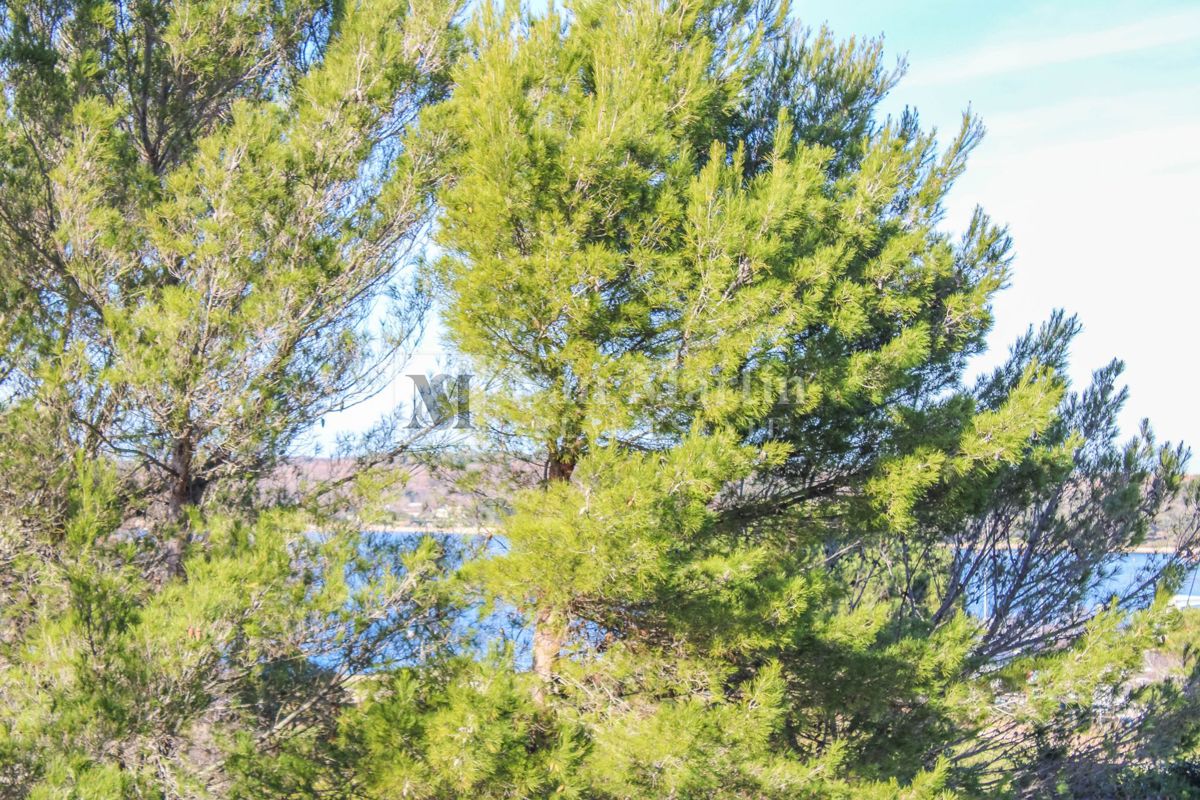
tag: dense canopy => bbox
[0,0,1198,798]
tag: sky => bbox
[322,1,1200,456]
[812,0,1200,451]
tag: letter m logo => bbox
[406,374,472,429]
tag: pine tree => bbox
[2,0,1199,796]
[423,0,1200,796]
[0,0,461,559]
[0,0,464,795]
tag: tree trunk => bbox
[164,434,202,579]
[531,449,575,701]
[531,606,565,703]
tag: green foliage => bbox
[0,0,465,794]
[422,0,1200,797]
[0,0,460,533]
[1,0,1198,797]
[0,455,462,796]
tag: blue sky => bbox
[323,1,1200,456]
[814,0,1200,451]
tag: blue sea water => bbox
[965,551,1200,619]
[362,531,1200,642]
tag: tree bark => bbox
[164,434,204,579]
[531,449,575,701]
[531,606,565,703]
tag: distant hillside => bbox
[280,460,1200,545]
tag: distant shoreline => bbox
[1129,544,1187,555]
[361,524,492,537]
[358,525,1188,556]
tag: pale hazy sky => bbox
[321,1,1200,456]
[816,0,1200,452]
